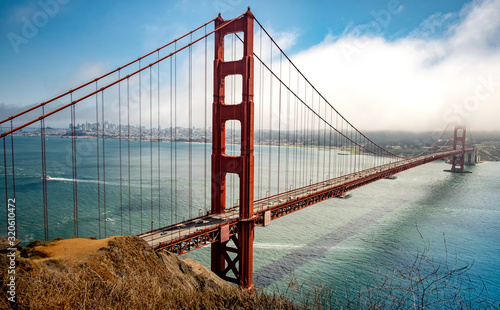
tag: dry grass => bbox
[34,237,116,262]
[0,236,301,310]
[3,268,297,309]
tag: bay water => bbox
[187,159,500,303]
[2,136,499,303]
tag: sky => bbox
[1,0,499,132]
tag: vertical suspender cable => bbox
[157,54,161,227]
[188,33,193,219]
[150,66,154,229]
[285,61,290,191]
[170,56,174,224]
[127,78,132,234]
[323,98,327,180]
[41,108,48,241]
[315,93,320,183]
[204,26,208,214]
[101,91,108,238]
[277,53,282,194]
[345,124,349,173]
[346,123,350,174]
[102,91,107,237]
[335,113,338,178]
[139,60,143,232]
[337,116,341,176]
[299,81,304,187]
[359,132,362,171]
[71,95,78,237]
[311,91,316,183]
[303,85,308,186]
[310,88,315,184]
[359,131,362,171]
[268,42,272,196]
[293,69,300,188]
[351,126,355,174]
[306,85,311,184]
[316,94,320,183]
[174,42,178,223]
[342,117,345,176]
[301,83,306,187]
[258,27,263,200]
[341,118,345,176]
[329,104,332,179]
[358,132,361,171]
[118,71,123,235]
[95,83,101,239]
[306,84,311,186]
[355,131,358,171]
[350,124,354,173]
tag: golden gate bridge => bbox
[1,9,475,289]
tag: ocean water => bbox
[2,136,500,304]
[186,159,500,303]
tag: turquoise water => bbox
[186,160,500,304]
[2,136,500,304]
[2,136,215,240]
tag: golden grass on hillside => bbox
[35,236,117,262]
[4,267,298,309]
[0,236,301,310]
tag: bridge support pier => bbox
[211,9,255,289]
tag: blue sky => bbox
[1,0,499,131]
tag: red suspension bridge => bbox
[1,9,476,289]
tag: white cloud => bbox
[409,12,457,39]
[289,0,500,131]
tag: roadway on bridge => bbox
[139,151,464,251]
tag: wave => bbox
[253,243,303,250]
[47,177,162,188]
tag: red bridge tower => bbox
[211,9,255,289]
[451,126,466,172]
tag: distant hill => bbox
[364,131,500,161]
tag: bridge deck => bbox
[138,149,470,254]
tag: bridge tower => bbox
[211,9,255,289]
[451,126,466,172]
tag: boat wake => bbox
[47,177,120,186]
